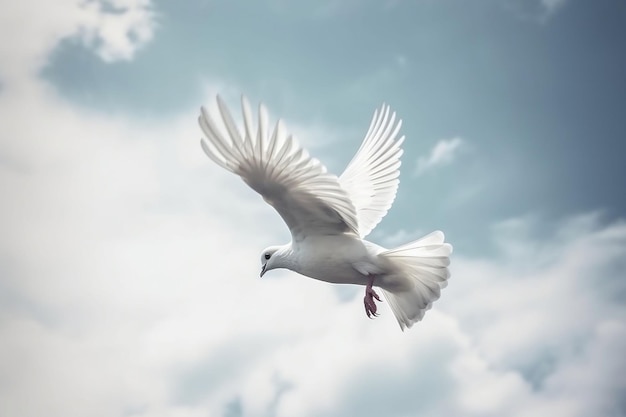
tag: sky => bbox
[0,0,625,416]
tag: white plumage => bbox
[199,95,452,330]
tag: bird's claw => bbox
[364,286,381,319]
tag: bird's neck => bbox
[277,244,299,271]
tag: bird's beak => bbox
[260,264,267,277]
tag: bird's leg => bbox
[363,275,381,319]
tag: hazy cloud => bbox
[503,0,572,22]
[415,137,464,176]
[541,0,569,15]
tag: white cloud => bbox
[1,3,625,416]
[0,0,155,83]
[2,75,625,416]
[81,0,156,62]
[415,137,464,176]
[441,214,626,416]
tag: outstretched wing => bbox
[339,104,405,238]
[199,95,359,240]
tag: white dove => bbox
[199,95,452,330]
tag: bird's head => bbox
[259,245,286,277]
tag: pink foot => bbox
[363,275,381,319]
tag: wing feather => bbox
[339,103,405,237]
[199,95,359,239]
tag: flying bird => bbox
[199,95,452,330]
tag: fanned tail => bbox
[380,231,452,331]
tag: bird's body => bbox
[288,234,386,286]
[199,95,452,330]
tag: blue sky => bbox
[1,1,625,416]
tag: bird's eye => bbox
[264,253,271,260]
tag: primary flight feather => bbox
[199,95,452,330]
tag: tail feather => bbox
[380,231,452,331]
